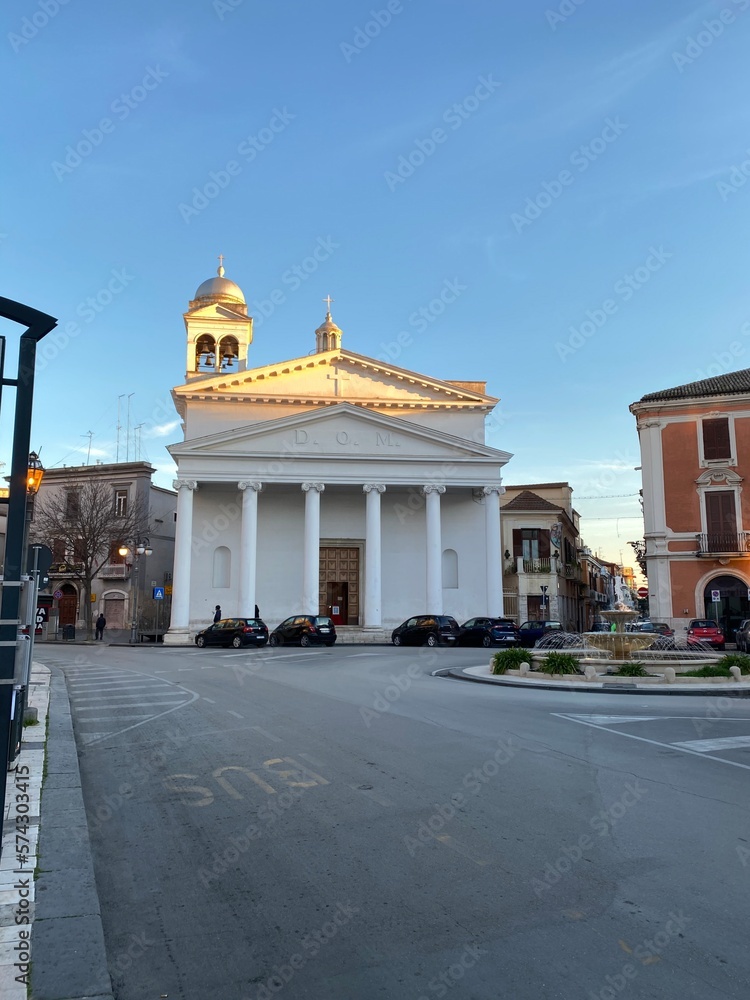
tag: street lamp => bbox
[26,451,44,495]
[119,538,152,643]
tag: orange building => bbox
[630,371,750,637]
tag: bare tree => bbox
[628,539,647,578]
[31,479,149,638]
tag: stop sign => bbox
[637,586,649,599]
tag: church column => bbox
[164,479,198,643]
[363,484,386,628]
[238,481,262,616]
[422,485,445,613]
[482,485,505,617]
[302,483,325,613]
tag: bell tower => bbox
[184,257,253,379]
[315,295,343,353]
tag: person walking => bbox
[213,605,222,623]
[95,613,106,641]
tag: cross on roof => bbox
[323,294,334,313]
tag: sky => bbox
[2,0,750,567]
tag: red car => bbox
[687,619,725,651]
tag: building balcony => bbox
[522,558,552,574]
[696,532,750,556]
[99,563,132,579]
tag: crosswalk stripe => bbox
[561,714,659,725]
[672,736,750,752]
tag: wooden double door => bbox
[319,546,360,625]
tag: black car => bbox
[518,620,564,647]
[735,619,750,652]
[458,617,520,648]
[195,617,268,648]
[269,615,337,647]
[391,615,460,647]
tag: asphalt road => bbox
[40,641,750,1000]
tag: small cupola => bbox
[315,296,342,352]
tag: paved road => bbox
[41,642,750,999]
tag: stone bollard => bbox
[519,662,530,676]
[730,666,742,682]
[663,667,676,684]
[584,664,598,681]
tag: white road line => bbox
[251,726,281,742]
[202,697,216,704]
[299,751,327,768]
[78,714,156,722]
[344,653,385,658]
[73,693,188,704]
[75,701,188,713]
[562,715,662,725]
[553,714,750,771]
[261,651,326,660]
[83,690,200,746]
[672,736,750,752]
[227,710,244,719]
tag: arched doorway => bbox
[57,584,78,626]
[702,575,749,637]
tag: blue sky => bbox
[2,0,750,564]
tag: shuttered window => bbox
[705,491,736,535]
[702,418,731,461]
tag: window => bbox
[114,489,128,517]
[512,529,551,560]
[52,539,66,562]
[109,541,127,565]
[702,418,731,461]
[65,490,80,519]
[705,491,737,543]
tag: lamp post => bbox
[0,297,57,859]
[119,539,152,644]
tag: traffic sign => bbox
[53,589,63,600]
[637,587,648,599]
[711,589,721,602]
[153,587,165,600]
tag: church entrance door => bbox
[319,546,360,625]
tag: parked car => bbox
[735,619,750,652]
[686,619,725,650]
[391,615,460,646]
[458,618,520,648]
[195,617,268,648]
[639,622,675,637]
[518,620,564,647]
[269,615,336,647]
[589,621,611,632]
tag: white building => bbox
[165,265,511,642]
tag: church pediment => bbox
[172,349,497,409]
[169,403,510,465]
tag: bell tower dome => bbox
[184,256,254,379]
[315,295,342,352]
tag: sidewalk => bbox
[0,663,113,1000]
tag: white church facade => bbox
[164,264,511,642]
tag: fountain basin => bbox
[583,632,659,660]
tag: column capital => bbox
[421,484,446,496]
[173,479,198,492]
[363,483,386,494]
[301,482,325,493]
[238,481,263,492]
[481,484,505,497]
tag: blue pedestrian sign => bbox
[153,587,165,600]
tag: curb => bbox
[438,667,750,696]
[32,668,114,1000]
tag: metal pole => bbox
[0,299,56,859]
[130,552,139,644]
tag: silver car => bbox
[735,619,750,651]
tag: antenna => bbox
[126,393,134,462]
[82,430,93,465]
[134,423,144,461]
[117,394,125,462]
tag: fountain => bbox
[583,609,658,661]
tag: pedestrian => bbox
[254,604,260,619]
[95,613,106,641]
[213,605,222,624]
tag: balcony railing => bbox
[697,532,750,556]
[523,558,552,574]
[100,563,131,579]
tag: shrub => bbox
[682,665,731,678]
[615,662,649,677]
[540,651,580,676]
[716,653,750,675]
[492,648,529,675]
